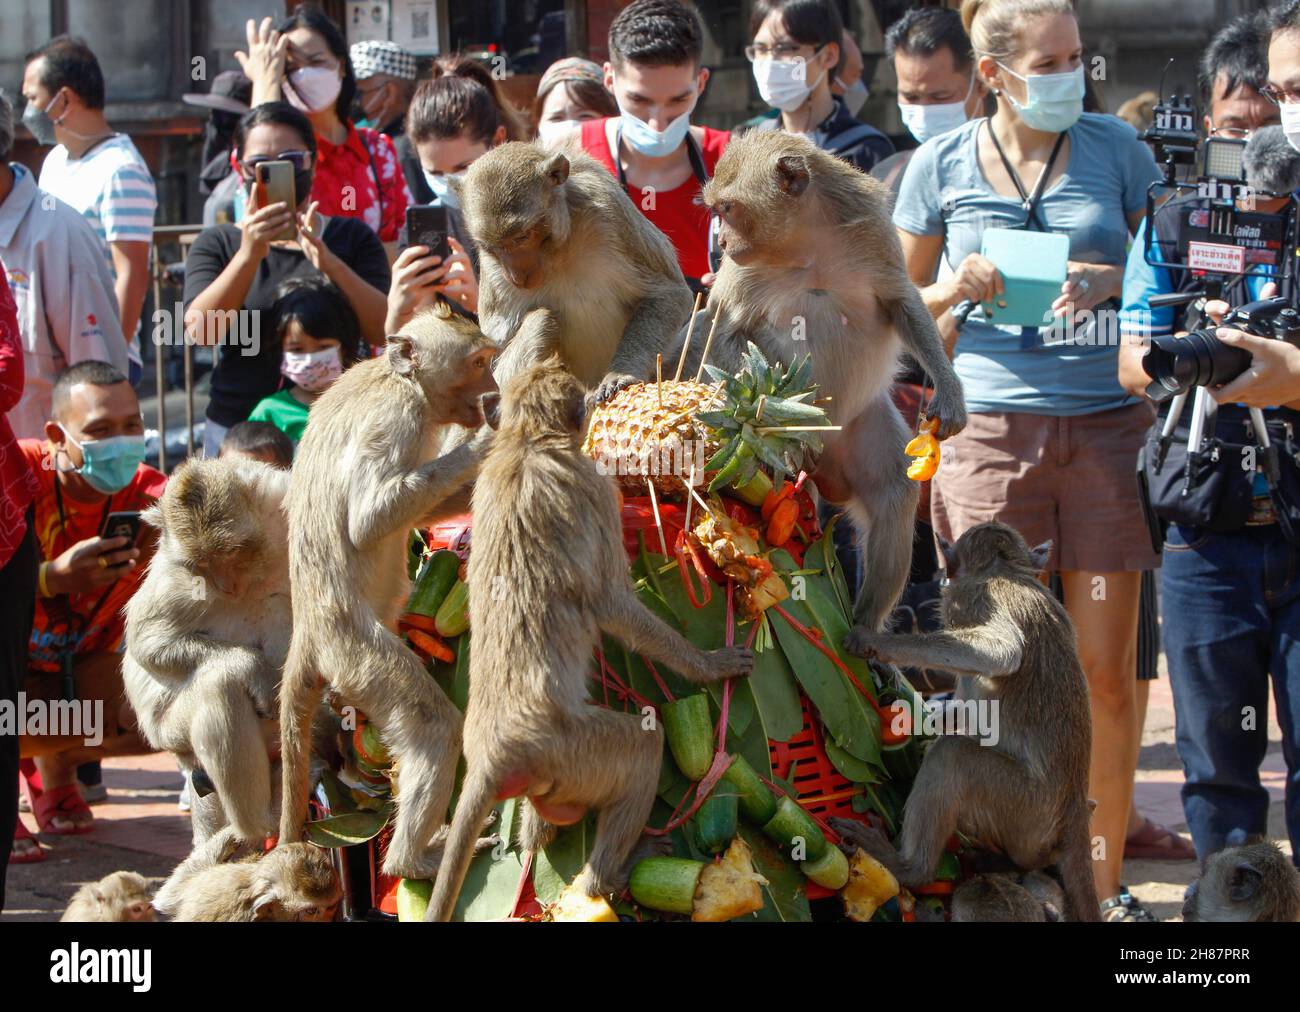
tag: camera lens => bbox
[1142,328,1253,398]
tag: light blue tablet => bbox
[979,227,1070,327]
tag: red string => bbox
[676,538,713,607]
[757,774,841,845]
[771,604,878,707]
[643,658,675,703]
[644,751,735,836]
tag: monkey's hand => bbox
[925,386,968,441]
[843,626,888,661]
[590,371,641,406]
[704,646,756,681]
[828,817,895,863]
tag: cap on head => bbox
[350,40,418,82]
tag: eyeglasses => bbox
[240,151,312,175]
[1260,83,1300,106]
[1209,122,1254,140]
[744,42,816,61]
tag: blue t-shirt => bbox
[894,113,1161,415]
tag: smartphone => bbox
[405,204,452,263]
[257,160,298,242]
[100,510,142,547]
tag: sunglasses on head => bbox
[240,150,313,176]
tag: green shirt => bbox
[248,389,310,445]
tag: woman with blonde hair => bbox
[892,0,1162,920]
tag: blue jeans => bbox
[1161,522,1300,866]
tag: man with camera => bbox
[1118,8,1300,871]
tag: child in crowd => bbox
[219,420,295,468]
[532,57,617,147]
[248,277,362,446]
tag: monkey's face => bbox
[704,154,811,268]
[443,346,500,429]
[194,543,264,599]
[490,222,551,290]
[122,899,155,922]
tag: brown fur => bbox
[1183,840,1300,922]
[123,456,291,846]
[459,141,692,401]
[170,843,340,922]
[425,357,754,921]
[277,303,500,879]
[833,522,1100,921]
[62,871,155,922]
[674,130,967,633]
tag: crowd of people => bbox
[2,0,1300,922]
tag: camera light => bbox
[1202,137,1247,183]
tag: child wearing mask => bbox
[248,277,361,445]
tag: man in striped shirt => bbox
[22,36,156,386]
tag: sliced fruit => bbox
[691,838,767,922]
[842,848,900,922]
[549,882,619,922]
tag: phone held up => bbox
[405,204,452,263]
[256,160,298,242]
[100,510,142,548]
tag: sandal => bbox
[32,782,94,835]
[1125,818,1197,861]
[1101,886,1159,922]
[9,818,45,863]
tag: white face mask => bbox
[1282,102,1300,155]
[424,170,464,209]
[898,75,976,144]
[281,346,343,393]
[753,54,827,113]
[285,66,343,114]
[538,119,581,148]
[837,76,869,117]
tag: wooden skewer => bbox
[656,353,663,408]
[687,482,713,518]
[694,305,724,383]
[683,462,698,533]
[675,290,706,381]
[646,478,669,557]
[755,425,842,434]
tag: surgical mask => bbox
[837,76,869,117]
[996,63,1084,134]
[538,118,581,148]
[618,102,693,158]
[22,92,61,146]
[899,76,976,144]
[281,346,343,393]
[1282,101,1300,155]
[753,55,827,113]
[285,67,343,114]
[61,431,146,495]
[424,170,463,209]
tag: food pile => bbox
[309,347,960,922]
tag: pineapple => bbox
[691,838,768,922]
[842,848,900,922]
[583,379,720,498]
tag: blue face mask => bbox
[424,170,463,209]
[617,101,694,158]
[63,431,146,495]
[997,63,1084,133]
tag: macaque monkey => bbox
[833,522,1099,921]
[951,870,1065,922]
[123,456,291,845]
[425,358,755,922]
[167,842,340,922]
[62,871,155,922]
[278,302,500,880]
[673,130,966,633]
[458,141,692,401]
[1183,839,1300,922]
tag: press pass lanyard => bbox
[985,119,1066,233]
[51,478,117,700]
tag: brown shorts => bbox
[930,401,1160,573]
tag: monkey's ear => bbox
[1228,862,1264,903]
[252,889,281,921]
[937,534,958,574]
[538,151,570,188]
[568,387,587,433]
[1028,540,1053,573]
[385,334,416,376]
[140,503,164,530]
[774,154,811,197]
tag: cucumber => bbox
[407,550,460,618]
[353,722,390,766]
[662,693,714,781]
[731,467,773,507]
[721,753,777,824]
[693,790,738,854]
[761,796,827,861]
[800,844,850,889]
[396,878,432,922]
[434,578,470,637]
[628,857,705,915]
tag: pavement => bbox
[3,674,1291,921]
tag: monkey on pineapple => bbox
[425,357,754,921]
[1183,838,1300,922]
[123,455,291,846]
[672,129,966,634]
[832,521,1099,921]
[62,871,155,922]
[278,302,502,880]
[457,141,692,402]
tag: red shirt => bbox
[21,439,166,671]
[580,118,729,281]
[0,266,37,569]
[311,124,410,243]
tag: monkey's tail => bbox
[1058,809,1102,923]
[277,643,324,846]
[426,767,498,922]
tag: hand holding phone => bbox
[258,160,298,242]
[405,205,451,263]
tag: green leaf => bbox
[430,634,471,713]
[453,847,528,921]
[697,411,738,432]
[315,768,357,815]
[737,824,811,922]
[745,625,805,743]
[824,736,879,785]
[535,813,599,904]
[304,808,392,847]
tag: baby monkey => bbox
[1183,838,1300,922]
[169,842,340,922]
[425,357,754,921]
[62,871,155,922]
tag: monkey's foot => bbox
[706,646,756,681]
[926,391,968,441]
[842,626,881,660]
[589,372,640,407]
[572,865,625,901]
[381,834,501,880]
